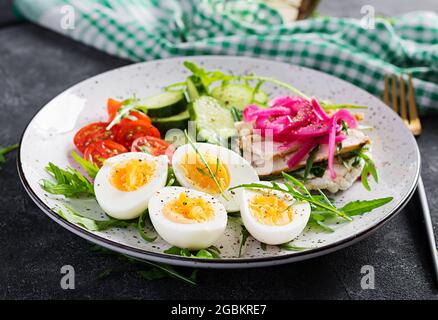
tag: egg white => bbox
[240,182,311,245]
[148,186,227,250]
[172,143,259,212]
[94,152,168,220]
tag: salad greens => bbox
[57,205,132,231]
[279,243,307,251]
[350,147,378,191]
[37,59,391,271]
[238,225,250,258]
[0,143,18,169]
[303,144,320,181]
[137,210,157,242]
[91,245,198,285]
[71,150,99,179]
[164,246,221,259]
[230,171,393,232]
[41,162,95,198]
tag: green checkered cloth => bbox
[14,0,438,114]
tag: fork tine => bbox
[391,74,398,113]
[399,75,409,126]
[383,74,390,105]
[407,74,422,136]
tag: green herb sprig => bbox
[0,143,18,169]
[304,144,320,181]
[164,246,221,259]
[41,162,95,198]
[230,172,393,230]
[71,150,99,179]
[137,210,157,242]
[91,245,198,285]
[57,205,132,231]
[184,130,230,201]
[279,243,307,251]
[351,148,378,191]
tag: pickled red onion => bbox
[242,96,357,180]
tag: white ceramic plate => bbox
[18,56,420,268]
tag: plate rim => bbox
[17,55,421,268]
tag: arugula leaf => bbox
[351,148,378,191]
[184,130,229,200]
[0,143,18,169]
[304,145,320,181]
[137,269,169,281]
[260,242,267,251]
[57,205,131,231]
[310,161,327,178]
[166,166,178,186]
[231,173,393,232]
[137,210,157,242]
[41,162,95,198]
[279,243,307,251]
[238,225,250,258]
[195,249,214,259]
[183,61,308,99]
[91,245,197,285]
[339,197,393,216]
[164,246,221,259]
[71,150,99,179]
[230,106,243,122]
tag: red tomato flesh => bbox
[131,136,175,161]
[84,140,128,167]
[73,122,115,153]
[116,120,160,149]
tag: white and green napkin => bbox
[14,0,438,113]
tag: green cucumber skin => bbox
[152,110,190,133]
[211,84,268,110]
[153,119,188,133]
[140,91,188,118]
[190,96,236,144]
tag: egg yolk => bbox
[179,152,230,195]
[163,192,215,224]
[249,194,294,226]
[110,159,156,192]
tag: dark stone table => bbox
[1,0,437,300]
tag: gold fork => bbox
[383,73,422,136]
[383,73,438,287]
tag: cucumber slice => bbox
[186,76,201,103]
[190,96,236,144]
[211,84,268,110]
[139,91,187,118]
[152,110,190,133]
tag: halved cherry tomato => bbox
[130,111,151,124]
[131,136,175,161]
[116,120,160,149]
[74,122,115,153]
[107,98,152,124]
[84,140,128,167]
[107,98,123,122]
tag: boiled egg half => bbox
[94,152,168,220]
[148,187,227,249]
[240,182,311,245]
[172,143,259,212]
